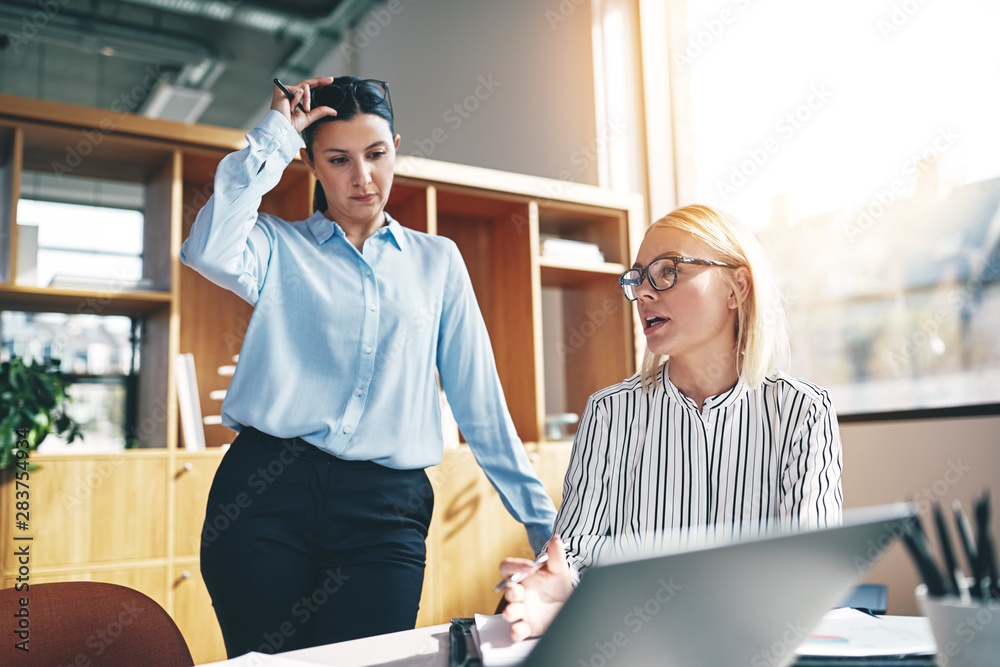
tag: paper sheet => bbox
[796,608,936,657]
[474,614,539,666]
[198,651,324,666]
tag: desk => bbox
[202,624,452,666]
[283,624,450,666]
[204,621,938,667]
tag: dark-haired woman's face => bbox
[301,113,400,229]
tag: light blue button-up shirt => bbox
[180,111,555,551]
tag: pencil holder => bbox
[916,585,1000,666]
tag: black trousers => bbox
[200,427,434,657]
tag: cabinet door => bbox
[12,565,167,603]
[173,451,225,558]
[1,454,168,570]
[171,562,226,664]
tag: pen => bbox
[494,553,549,592]
[273,78,305,113]
[902,520,946,597]
[932,502,960,596]
[974,492,999,599]
[953,500,981,600]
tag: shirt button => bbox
[355,388,363,396]
[363,346,372,354]
[342,426,352,434]
[366,270,372,277]
[280,129,287,135]
[369,304,376,311]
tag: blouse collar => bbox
[659,362,749,413]
[306,211,406,252]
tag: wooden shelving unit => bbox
[0,92,644,663]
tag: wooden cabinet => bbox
[173,452,225,559]
[0,92,642,663]
[0,452,223,664]
[171,561,227,661]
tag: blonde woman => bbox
[499,204,843,640]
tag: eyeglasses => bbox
[619,256,738,301]
[312,79,392,115]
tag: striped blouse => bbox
[554,364,844,575]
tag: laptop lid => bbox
[521,503,917,667]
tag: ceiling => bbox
[0,0,379,129]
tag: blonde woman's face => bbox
[631,226,740,360]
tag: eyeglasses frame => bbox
[619,256,739,301]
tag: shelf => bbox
[0,92,250,153]
[539,259,627,286]
[386,181,432,234]
[538,201,630,266]
[0,93,645,663]
[19,121,175,184]
[0,284,171,315]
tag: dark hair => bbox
[301,76,395,213]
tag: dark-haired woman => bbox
[181,76,556,657]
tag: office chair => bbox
[0,581,194,666]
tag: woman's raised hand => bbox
[271,76,338,133]
[500,534,575,642]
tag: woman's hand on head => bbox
[500,535,575,642]
[271,76,338,133]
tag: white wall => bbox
[325,0,599,184]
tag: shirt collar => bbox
[661,361,749,413]
[306,210,407,252]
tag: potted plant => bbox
[0,356,83,470]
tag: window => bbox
[671,0,1000,415]
[1,311,141,453]
[16,172,146,290]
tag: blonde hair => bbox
[640,204,789,389]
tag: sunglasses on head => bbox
[311,79,392,114]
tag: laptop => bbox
[520,503,917,667]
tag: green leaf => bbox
[0,416,16,450]
[9,363,24,391]
[33,411,50,432]
[38,374,57,403]
[54,412,71,432]
[0,355,84,469]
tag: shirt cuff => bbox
[526,523,554,556]
[258,109,305,163]
[568,563,582,587]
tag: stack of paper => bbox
[795,608,936,663]
[539,236,605,265]
[48,274,154,291]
